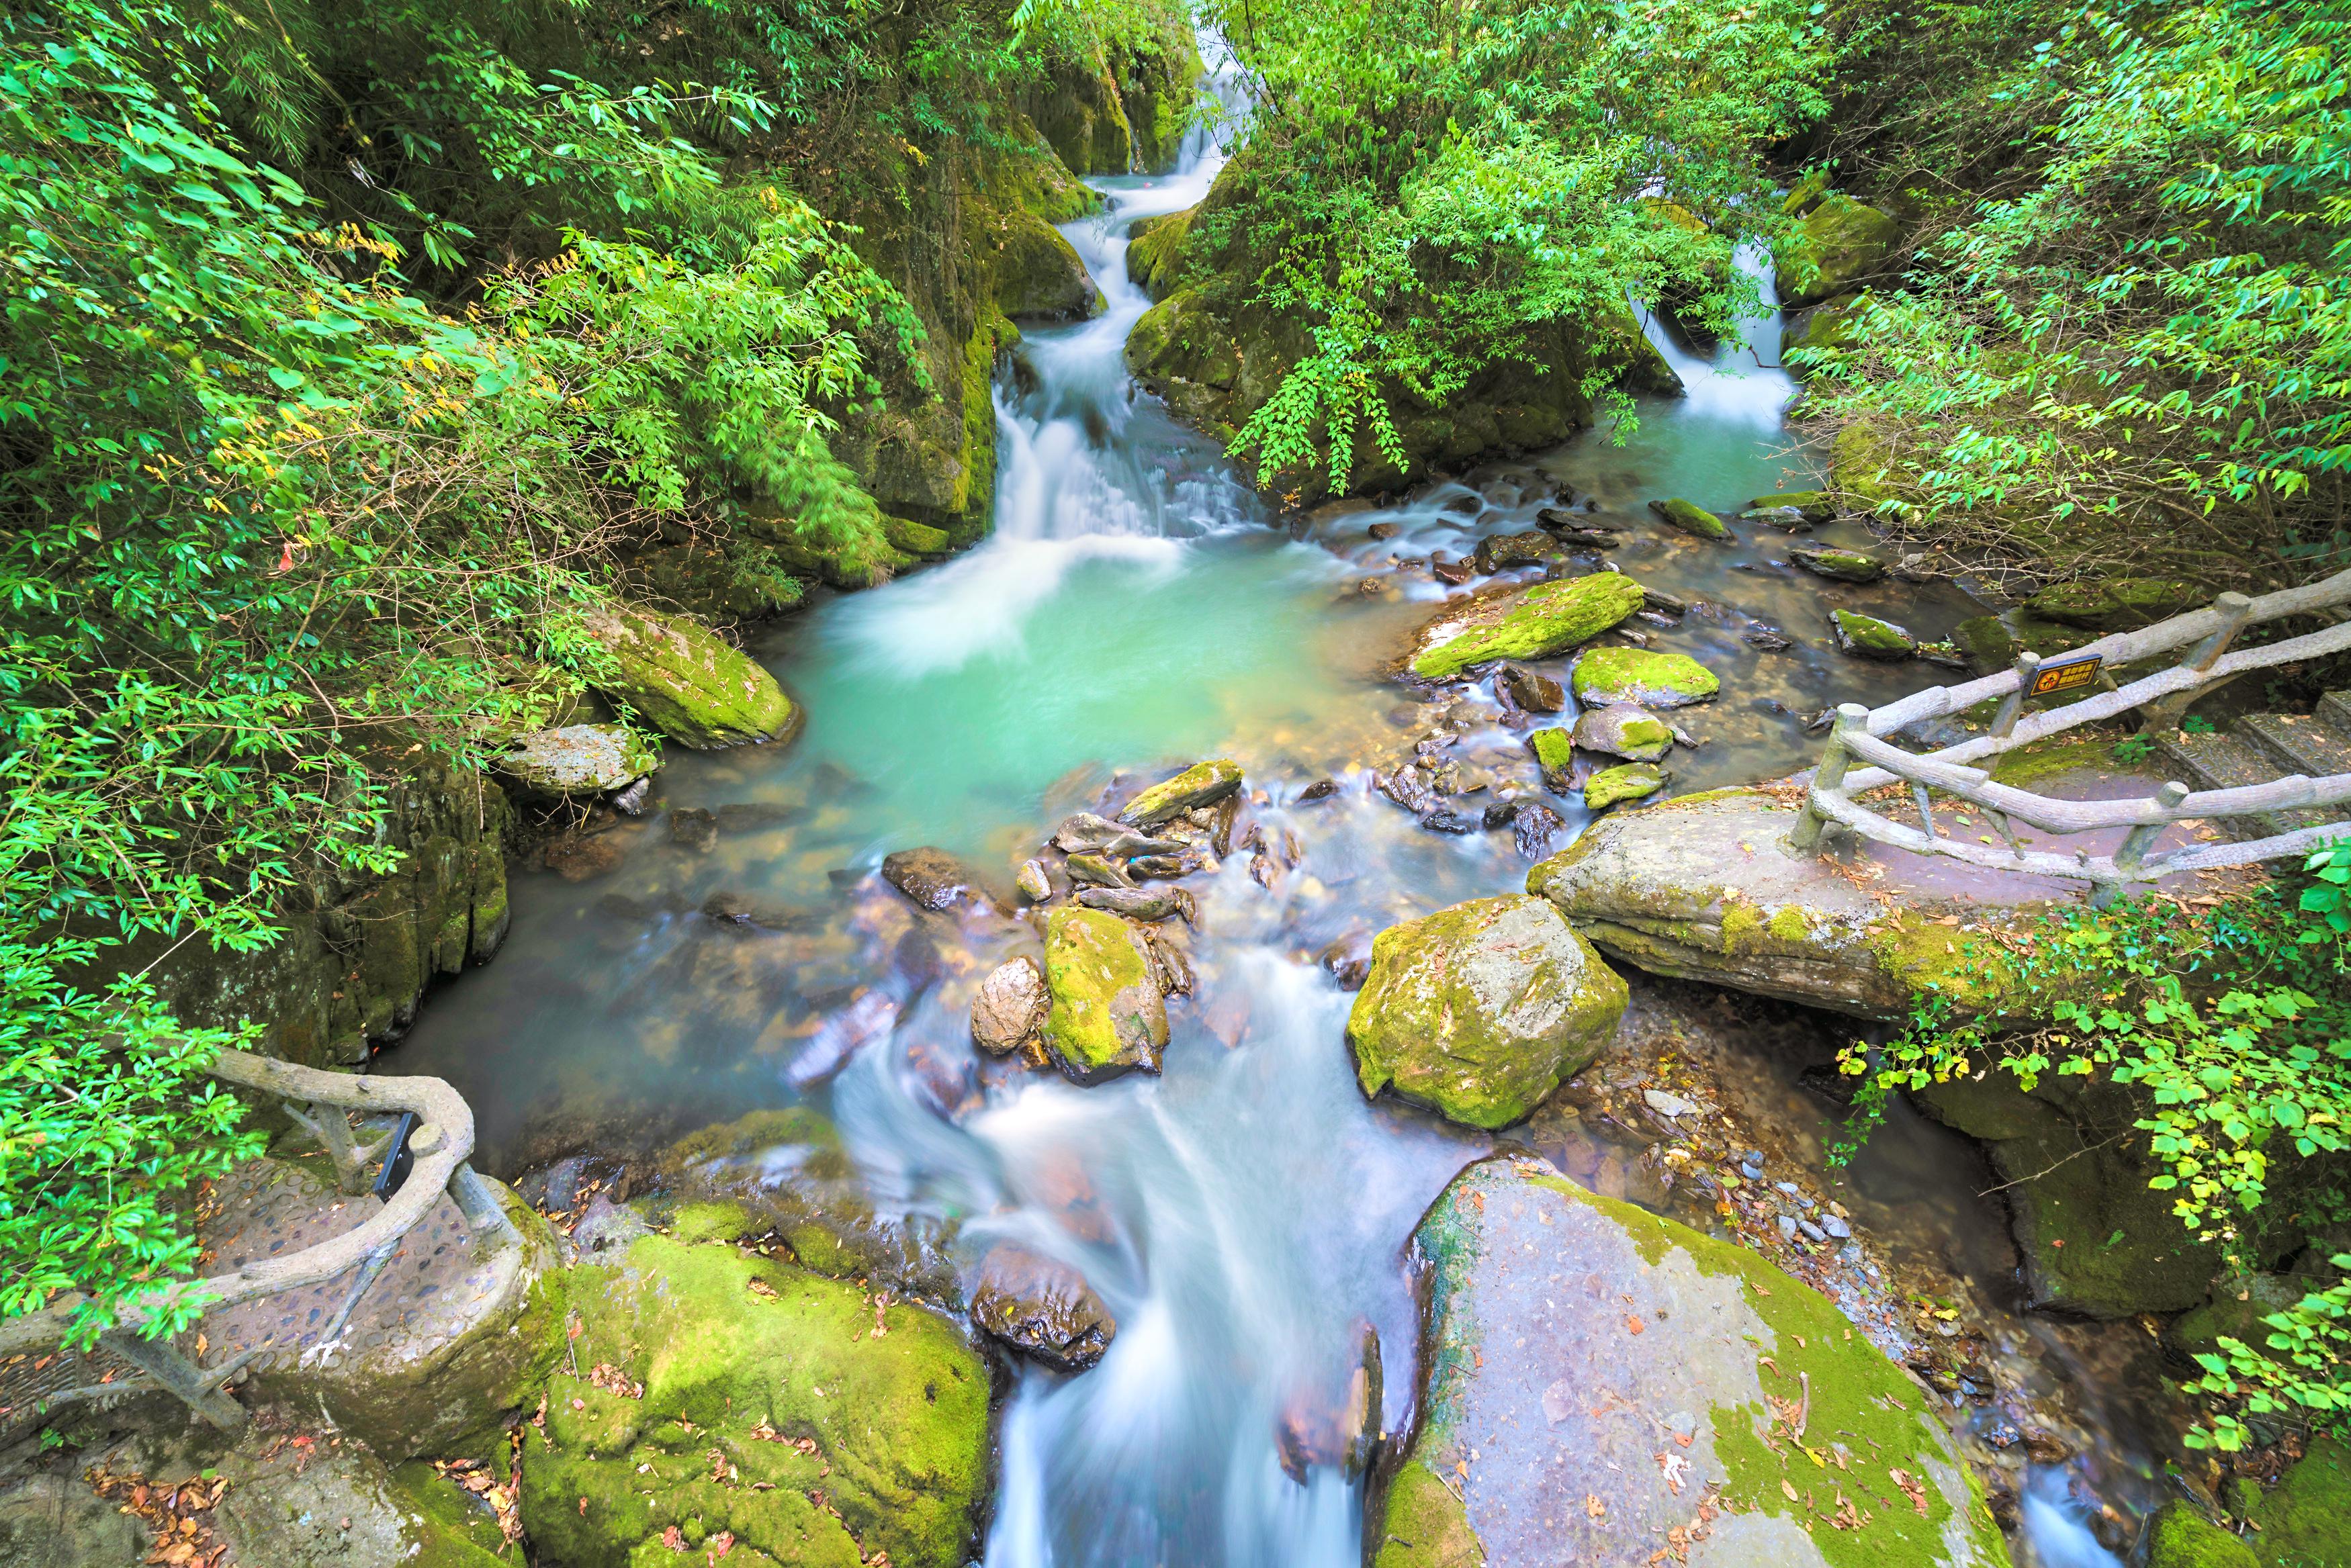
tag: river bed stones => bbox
[1791,543,1888,583]
[499,723,659,797]
[1052,811,1183,856]
[1749,489,1836,523]
[1583,762,1667,809]
[1408,572,1647,680]
[522,1234,988,1568]
[1370,1158,2006,1568]
[968,1242,1118,1372]
[580,604,799,749]
[1075,884,1195,923]
[1043,907,1169,1082]
[1572,705,1673,762]
[1473,531,1566,575]
[1347,894,1628,1129]
[1498,663,1567,713]
[1571,645,1720,708]
[1117,759,1243,827]
[972,956,1049,1055]
[1016,859,1053,901]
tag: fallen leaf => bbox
[1587,1493,1607,1519]
[1781,1479,1800,1502]
[1627,1315,1645,1335]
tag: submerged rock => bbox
[972,955,1049,1056]
[1370,1158,2006,1568]
[1789,543,1888,583]
[581,604,799,749]
[1571,704,1672,763]
[1832,608,1918,659]
[882,846,988,911]
[968,1242,1118,1373]
[521,1235,988,1568]
[499,723,659,796]
[1118,759,1243,827]
[1407,572,1646,681]
[1570,645,1720,708]
[1583,762,1667,809]
[1043,907,1169,1083]
[1648,496,1730,540]
[1497,664,1566,714]
[1347,894,1627,1129]
[668,806,717,851]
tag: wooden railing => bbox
[0,1047,515,1429]
[1790,568,2351,901]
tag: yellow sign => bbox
[2031,653,2104,696]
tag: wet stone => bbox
[1297,778,1340,802]
[1512,800,1568,861]
[543,833,623,882]
[1497,664,1566,713]
[969,1242,1118,1372]
[881,846,987,911]
[972,956,1049,1056]
[1064,851,1134,889]
[1075,885,1194,923]
[668,807,717,851]
[1016,859,1053,903]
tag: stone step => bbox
[2318,689,2351,739]
[2149,730,2325,842]
[2238,710,2351,782]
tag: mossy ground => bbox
[1372,1462,1486,1568]
[2146,1503,2258,1568]
[2245,1434,2351,1567]
[520,1236,989,1568]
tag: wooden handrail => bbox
[1791,569,2351,900]
[1,1046,516,1427]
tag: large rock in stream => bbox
[521,1234,989,1568]
[1527,788,2039,1020]
[582,605,800,749]
[1372,1158,2006,1568]
[1348,895,1628,1129]
[1043,906,1169,1082]
[1406,572,1647,681]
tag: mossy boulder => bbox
[1528,788,2041,1019]
[1570,645,1720,708]
[991,209,1102,320]
[1649,496,1730,539]
[1832,608,1917,659]
[1750,489,1837,522]
[1126,204,1195,301]
[883,515,953,557]
[1407,572,1646,680]
[1571,705,1673,763]
[1776,193,1903,308]
[1584,762,1667,809]
[1043,906,1169,1082]
[1347,894,1628,1129]
[2244,1435,2351,1567]
[498,723,659,798]
[1527,727,1577,790]
[1914,1070,2223,1318]
[1376,1158,2004,1568]
[1118,757,1243,826]
[1784,294,1863,367]
[2026,576,2203,632]
[2145,1503,2257,1568]
[1831,416,1905,512]
[519,1235,989,1568]
[1791,544,1888,584]
[582,605,800,749]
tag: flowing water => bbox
[394,73,2173,1568]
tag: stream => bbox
[393,71,2184,1568]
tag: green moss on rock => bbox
[1371,1462,1486,1568]
[1127,205,1195,302]
[883,516,952,557]
[1347,894,1627,1129]
[2246,1434,2351,1567]
[2145,1504,2258,1568]
[1409,572,1646,680]
[1043,906,1167,1082]
[1570,645,1719,708]
[2027,576,2203,632]
[1777,193,1902,308]
[1833,608,1917,659]
[1649,497,1729,539]
[519,1236,989,1568]
[582,605,799,749]
[1118,758,1243,826]
[1749,490,1836,522]
[1583,762,1666,809]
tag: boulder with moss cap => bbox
[1832,608,1917,659]
[1043,906,1169,1082]
[1648,497,1730,540]
[1347,894,1627,1129]
[1407,572,1646,681]
[498,723,659,797]
[1583,762,1667,809]
[1571,645,1719,708]
[519,1234,989,1568]
[1571,706,1671,763]
[1790,544,1887,584]
[1775,192,1903,308]
[1371,1156,2005,1568]
[582,604,800,749]
[1117,758,1243,827]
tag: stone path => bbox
[2156,689,2351,841]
